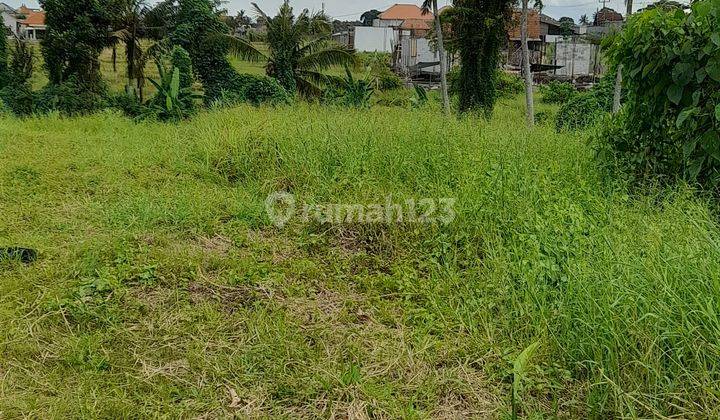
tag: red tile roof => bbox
[20,10,45,27]
[379,4,433,21]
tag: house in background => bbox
[18,7,46,40]
[1,2,20,36]
[353,3,449,80]
[1,3,46,40]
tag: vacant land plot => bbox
[1,98,719,418]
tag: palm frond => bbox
[251,2,270,23]
[298,69,342,88]
[421,0,434,15]
[226,35,268,62]
[296,75,323,98]
[297,47,355,71]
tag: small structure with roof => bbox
[353,3,448,80]
[1,3,46,40]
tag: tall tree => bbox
[40,0,112,89]
[453,0,514,115]
[109,0,150,100]
[0,29,8,88]
[613,0,633,113]
[360,9,381,26]
[521,0,534,125]
[229,1,354,96]
[422,0,450,115]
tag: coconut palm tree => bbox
[421,0,450,115]
[109,0,150,100]
[228,1,355,97]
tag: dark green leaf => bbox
[672,62,694,86]
[707,58,720,82]
[687,157,705,181]
[676,107,696,128]
[716,104,720,122]
[683,136,699,158]
[667,84,684,105]
[712,32,720,47]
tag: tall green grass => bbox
[0,98,719,417]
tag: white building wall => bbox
[399,36,441,73]
[373,19,403,28]
[554,40,597,76]
[1,11,19,36]
[353,26,398,53]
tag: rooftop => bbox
[379,4,433,21]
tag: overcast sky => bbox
[5,0,690,24]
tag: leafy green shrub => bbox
[449,67,524,98]
[40,0,110,92]
[603,0,720,189]
[9,40,33,85]
[324,67,374,108]
[358,52,403,91]
[172,0,245,103]
[375,72,403,91]
[556,74,616,131]
[236,74,291,106]
[35,77,107,116]
[373,89,410,107]
[170,46,194,91]
[147,61,200,122]
[539,81,577,104]
[497,71,525,98]
[0,32,9,88]
[0,39,35,116]
[410,84,429,108]
[0,84,34,116]
[107,93,146,119]
[213,74,291,108]
[555,93,605,131]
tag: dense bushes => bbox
[0,33,7,87]
[453,0,515,114]
[0,40,35,116]
[35,78,108,116]
[539,81,577,104]
[215,74,291,107]
[449,67,524,99]
[358,53,403,91]
[556,74,614,131]
[40,0,111,112]
[601,0,720,189]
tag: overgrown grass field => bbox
[1,97,720,418]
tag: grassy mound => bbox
[1,99,719,417]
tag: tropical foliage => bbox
[603,0,720,189]
[229,1,354,96]
[146,46,199,121]
[539,81,577,104]
[556,74,615,131]
[452,0,515,115]
[40,0,111,90]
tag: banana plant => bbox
[146,60,201,121]
[339,65,374,108]
[410,84,429,108]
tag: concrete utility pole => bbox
[521,0,535,126]
[613,0,633,114]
